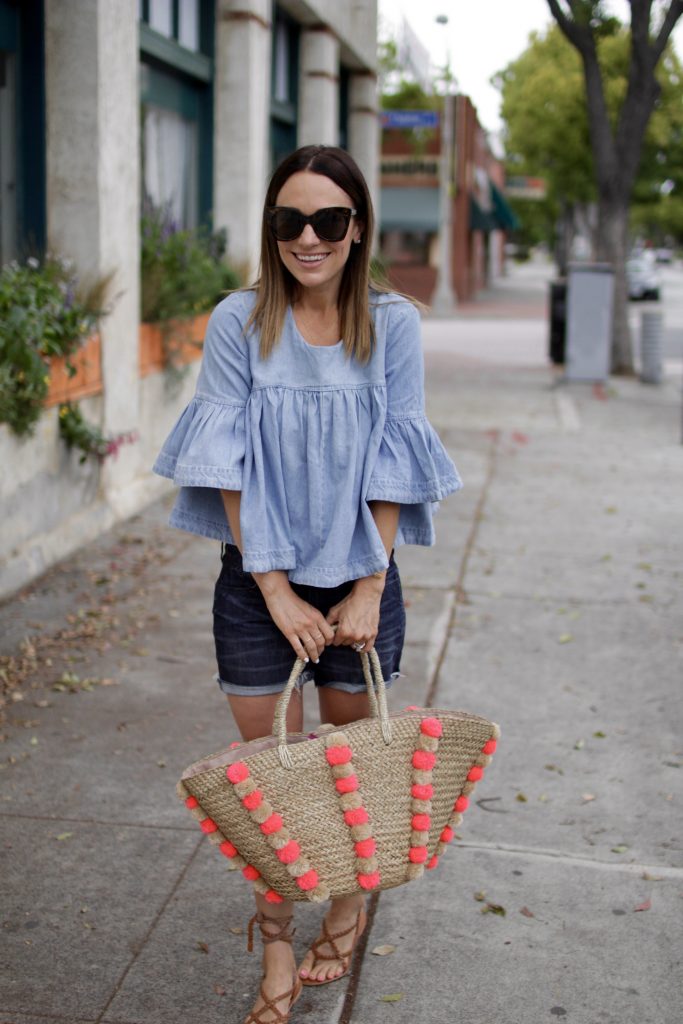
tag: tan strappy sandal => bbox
[300,905,367,987]
[244,912,302,1024]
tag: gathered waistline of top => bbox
[249,381,386,394]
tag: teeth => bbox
[296,254,327,262]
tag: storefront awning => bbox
[469,195,497,233]
[490,180,520,231]
[380,187,439,232]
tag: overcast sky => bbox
[379,0,683,134]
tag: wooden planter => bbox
[44,312,210,406]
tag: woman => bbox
[154,145,461,1024]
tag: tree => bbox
[546,0,683,373]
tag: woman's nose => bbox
[299,223,320,245]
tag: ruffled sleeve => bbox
[152,294,252,490]
[366,301,461,505]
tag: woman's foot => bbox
[298,895,366,986]
[244,913,301,1024]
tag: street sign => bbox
[381,110,439,130]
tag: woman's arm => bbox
[219,489,335,662]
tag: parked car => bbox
[626,256,660,300]
[655,247,674,264]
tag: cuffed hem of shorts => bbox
[317,670,401,694]
[215,670,312,697]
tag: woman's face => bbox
[273,170,362,299]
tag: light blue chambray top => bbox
[153,289,462,586]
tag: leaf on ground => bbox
[611,844,629,854]
[642,872,663,882]
[213,984,226,996]
[558,633,573,644]
[581,793,596,804]
[379,993,403,1003]
[545,764,564,775]
[55,832,73,841]
[574,739,585,750]
[515,792,528,803]
[196,941,209,954]
[633,900,651,913]
[482,902,506,917]
[593,731,606,739]
[604,506,617,514]
[474,890,487,902]
[519,906,535,918]
[229,926,243,935]
[371,945,396,956]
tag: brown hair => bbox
[247,145,397,363]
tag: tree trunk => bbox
[596,198,632,374]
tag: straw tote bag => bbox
[177,649,499,904]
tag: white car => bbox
[626,257,660,300]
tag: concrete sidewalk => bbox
[2,275,682,1024]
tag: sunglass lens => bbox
[271,210,303,240]
[314,209,349,242]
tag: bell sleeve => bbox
[153,295,251,490]
[366,301,462,507]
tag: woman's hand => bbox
[326,577,384,652]
[252,571,335,662]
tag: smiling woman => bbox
[153,144,462,1024]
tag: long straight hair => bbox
[247,145,394,363]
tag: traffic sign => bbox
[381,110,439,130]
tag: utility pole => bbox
[431,14,457,315]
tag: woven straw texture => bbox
[178,707,498,902]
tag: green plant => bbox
[58,402,138,463]
[141,201,242,323]
[0,257,107,436]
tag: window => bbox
[270,7,299,171]
[338,65,350,152]
[0,0,45,264]
[139,0,213,229]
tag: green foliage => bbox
[0,258,105,437]
[58,402,138,463]
[141,202,241,323]
[496,25,683,235]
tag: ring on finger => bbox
[351,641,366,652]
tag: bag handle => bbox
[273,648,393,769]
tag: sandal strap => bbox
[308,909,362,966]
[244,977,300,1024]
[247,912,296,953]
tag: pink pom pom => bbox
[411,783,434,800]
[344,807,369,827]
[440,826,454,844]
[226,761,250,784]
[405,705,419,711]
[467,766,484,782]
[335,774,359,794]
[354,837,377,858]
[260,813,283,835]
[427,855,439,870]
[357,871,381,890]
[482,738,497,755]
[296,869,319,891]
[409,845,428,864]
[276,840,301,865]
[264,889,283,904]
[242,789,263,811]
[229,741,241,749]
[412,750,436,771]
[200,818,218,834]
[184,795,198,809]
[242,864,260,881]
[454,795,469,813]
[412,813,431,832]
[219,840,238,858]
[420,717,443,738]
[325,745,353,766]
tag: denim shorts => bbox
[213,545,406,696]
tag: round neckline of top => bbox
[288,306,343,350]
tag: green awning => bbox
[469,195,497,233]
[490,180,520,231]
[380,187,439,232]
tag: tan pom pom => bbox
[356,855,378,874]
[227,855,247,872]
[418,734,439,754]
[189,806,205,823]
[435,841,446,857]
[269,832,290,851]
[332,761,354,779]
[350,822,372,842]
[309,882,330,903]
[461,781,474,797]
[253,878,269,896]
[250,803,272,825]
[412,769,432,786]
[411,830,429,845]
[339,792,363,811]
[327,731,350,747]
[287,857,310,878]
[411,798,433,814]
[233,778,256,799]
[406,863,424,881]
[480,754,492,769]
[206,830,225,846]
[449,813,463,828]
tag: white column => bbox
[348,72,379,245]
[214,0,271,281]
[45,0,140,505]
[298,27,339,148]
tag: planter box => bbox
[43,312,210,405]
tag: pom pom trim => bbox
[326,731,381,892]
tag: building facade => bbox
[0,0,378,598]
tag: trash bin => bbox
[549,279,567,364]
[565,263,614,382]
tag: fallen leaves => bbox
[379,994,403,1003]
[558,633,574,644]
[611,844,629,855]
[371,944,396,956]
[519,907,535,918]
[633,900,651,913]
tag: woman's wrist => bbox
[252,569,291,597]
[352,571,386,596]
